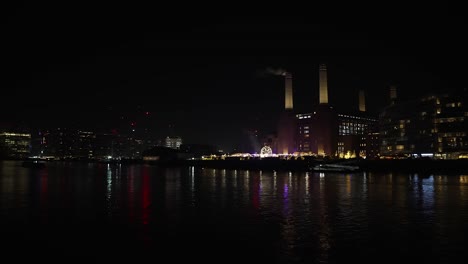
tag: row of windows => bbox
[2,140,29,146]
[434,117,465,123]
[0,133,31,137]
[438,132,467,137]
[445,102,463,107]
[338,114,377,122]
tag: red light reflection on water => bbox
[128,167,135,223]
[142,166,151,225]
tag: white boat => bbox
[311,163,360,172]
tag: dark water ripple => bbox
[1,161,468,263]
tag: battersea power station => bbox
[274,64,379,159]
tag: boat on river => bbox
[311,163,360,172]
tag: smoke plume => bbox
[265,67,288,76]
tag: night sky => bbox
[2,3,467,151]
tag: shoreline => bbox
[3,158,468,173]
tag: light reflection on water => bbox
[1,160,468,263]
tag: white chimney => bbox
[319,64,328,104]
[285,72,293,110]
[359,89,366,112]
[390,85,397,104]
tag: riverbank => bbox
[3,158,468,173]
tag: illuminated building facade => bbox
[366,132,380,159]
[298,109,379,158]
[120,137,144,159]
[0,132,31,158]
[379,89,468,159]
[295,65,379,158]
[74,131,95,159]
[296,113,313,152]
[165,136,183,149]
[295,64,338,157]
[296,106,339,157]
[337,114,378,159]
[31,128,148,160]
[38,128,77,159]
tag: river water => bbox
[1,160,467,263]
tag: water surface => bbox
[1,160,467,263]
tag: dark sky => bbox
[2,3,467,151]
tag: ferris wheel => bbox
[260,145,273,156]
